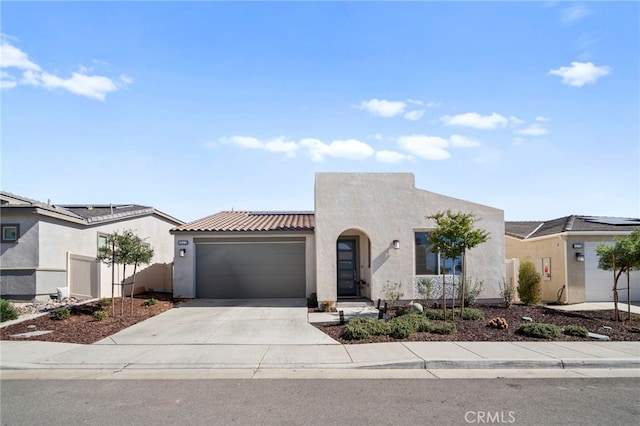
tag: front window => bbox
[98,233,108,250]
[414,231,462,275]
[1,224,19,242]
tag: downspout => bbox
[561,235,570,304]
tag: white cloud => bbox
[561,4,591,24]
[26,71,123,101]
[358,98,406,117]
[0,40,41,71]
[397,135,451,160]
[264,137,298,158]
[0,70,16,89]
[301,138,374,162]
[440,112,508,130]
[516,123,547,136]
[372,133,384,140]
[509,116,524,126]
[548,61,611,87]
[375,150,413,163]
[450,135,481,148]
[535,116,550,122]
[0,37,129,100]
[425,101,441,108]
[404,110,424,121]
[222,136,263,149]
[407,99,423,105]
[512,137,525,146]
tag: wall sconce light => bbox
[392,240,400,250]
[575,252,585,262]
[179,248,186,257]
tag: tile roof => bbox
[172,211,315,232]
[506,215,640,239]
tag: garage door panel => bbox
[196,242,306,298]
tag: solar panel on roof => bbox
[580,216,640,226]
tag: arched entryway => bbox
[337,228,371,299]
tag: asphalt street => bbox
[2,377,638,425]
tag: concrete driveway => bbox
[95,298,339,345]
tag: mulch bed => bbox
[0,293,182,345]
[315,304,640,344]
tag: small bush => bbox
[499,279,515,308]
[319,300,334,312]
[97,298,113,308]
[416,277,436,308]
[307,292,318,309]
[390,321,414,339]
[0,299,19,322]
[347,317,391,336]
[460,308,484,321]
[430,322,456,335]
[53,307,71,320]
[423,308,482,321]
[518,260,542,305]
[142,298,158,307]
[93,311,108,321]
[341,322,371,340]
[457,279,484,307]
[563,325,589,338]
[423,309,446,321]
[382,281,404,309]
[517,323,560,339]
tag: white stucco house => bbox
[0,191,183,301]
[172,173,505,303]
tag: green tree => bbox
[97,229,154,315]
[518,259,541,305]
[596,229,640,321]
[427,210,490,318]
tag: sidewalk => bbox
[1,339,638,373]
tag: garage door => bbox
[195,238,306,298]
[584,242,640,302]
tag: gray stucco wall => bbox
[315,173,505,302]
[1,212,178,299]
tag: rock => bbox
[410,302,424,313]
[522,316,533,322]
[27,324,36,329]
[10,330,53,338]
[588,332,610,341]
[602,326,612,331]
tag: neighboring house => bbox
[0,191,183,300]
[172,173,505,303]
[505,216,640,304]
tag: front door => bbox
[337,238,358,297]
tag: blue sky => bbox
[2,1,638,223]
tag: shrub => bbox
[423,309,446,321]
[460,308,484,321]
[416,277,436,308]
[93,311,108,321]
[390,321,414,339]
[341,321,371,340]
[142,298,158,307]
[0,299,19,322]
[319,300,334,312]
[517,323,560,339]
[518,260,542,305]
[307,292,318,309]
[382,281,404,309]
[563,325,589,338]
[423,308,482,320]
[348,317,391,336]
[430,322,456,335]
[499,279,515,308]
[53,307,71,320]
[457,279,484,307]
[97,298,113,308]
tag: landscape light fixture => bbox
[179,248,186,257]
[393,240,400,250]
[575,252,585,262]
